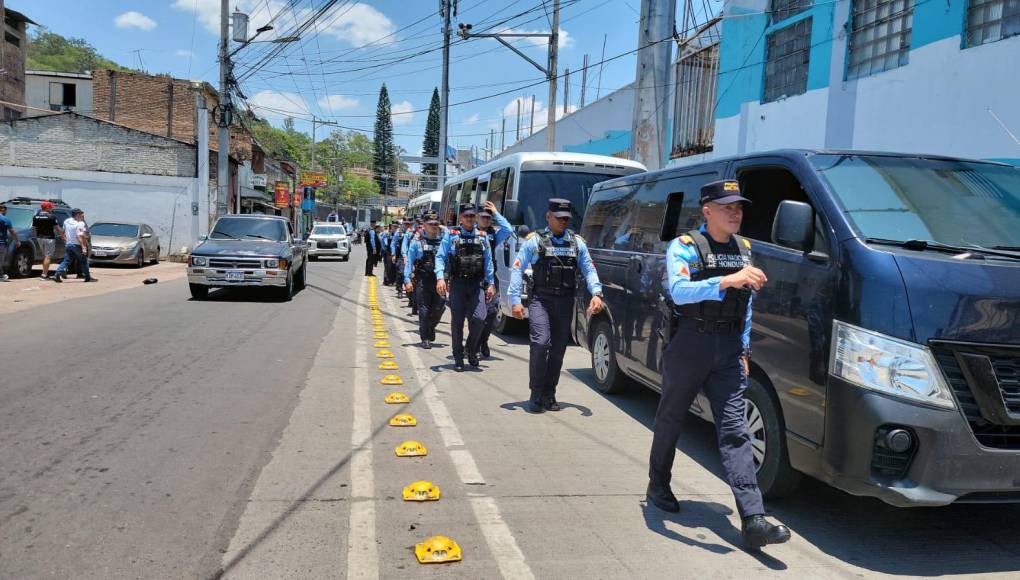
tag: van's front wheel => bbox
[744,375,801,498]
[591,320,628,394]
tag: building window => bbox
[49,82,77,110]
[398,179,411,188]
[769,0,812,22]
[4,31,19,47]
[966,0,1020,47]
[763,18,812,103]
[671,43,719,158]
[847,0,914,79]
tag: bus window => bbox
[487,168,513,213]
[462,179,478,205]
[477,180,490,206]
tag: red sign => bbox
[274,181,290,208]
[292,187,303,208]
[300,171,328,188]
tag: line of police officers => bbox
[371,182,790,550]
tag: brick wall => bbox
[92,70,252,161]
[0,113,197,177]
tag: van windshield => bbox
[516,171,619,231]
[811,155,1020,249]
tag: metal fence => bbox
[671,41,720,159]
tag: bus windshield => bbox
[811,154,1020,249]
[516,171,619,231]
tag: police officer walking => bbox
[435,203,496,372]
[391,221,407,298]
[508,199,604,414]
[646,180,790,549]
[364,220,379,276]
[404,211,446,348]
[476,200,514,358]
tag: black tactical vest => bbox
[449,228,486,280]
[394,231,405,259]
[673,229,753,330]
[414,237,441,279]
[532,230,578,296]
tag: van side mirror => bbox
[502,200,521,224]
[772,200,814,252]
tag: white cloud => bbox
[173,0,394,48]
[115,11,157,31]
[495,27,573,49]
[175,49,194,58]
[317,94,360,112]
[391,101,415,126]
[462,112,481,125]
[249,90,309,119]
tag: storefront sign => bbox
[300,171,328,188]
[251,174,267,188]
[274,181,290,208]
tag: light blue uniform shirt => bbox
[403,234,442,281]
[483,212,514,246]
[434,226,494,285]
[507,228,602,306]
[666,226,753,349]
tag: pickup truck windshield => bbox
[211,217,287,241]
[312,226,346,236]
[6,206,36,229]
[91,223,139,237]
[812,155,1020,249]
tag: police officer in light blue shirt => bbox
[476,200,515,358]
[404,211,445,348]
[436,203,496,372]
[508,198,604,414]
[646,179,790,550]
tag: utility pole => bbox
[457,0,559,151]
[580,54,589,107]
[489,128,495,159]
[563,68,570,115]
[530,95,535,135]
[437,0,454,190]
[631,0,676,170]
[217,0,230,219]
[500,116,505,152]
[515,98,521,143]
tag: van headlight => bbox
[831,321,955,409]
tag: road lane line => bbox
[346,278,378,580]
[384,292,535,580]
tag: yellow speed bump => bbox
[384,392,410,404]
[374,340,391,348]
[379,360,398,370]
[375,349,394,359]
[415,536,462,564]
[389,414,417,427]
[403,480,441,501]
[395,440,428,457]
[380,374,404,385]
[373,331,389,338]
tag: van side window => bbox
[582,186,638,250]
[477,180,490,206]
[737,166,826,253]
[487,168,513,212]
[654,173,718,242]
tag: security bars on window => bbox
[769,0,812,22]
[847,0,914,80]
[966,0,1020,47]
[672,43,719,158]
[763,18,812,103]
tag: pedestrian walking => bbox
[53,208,96,283]
[381,224,395,285]
[32,201,63,279]
[390,221,408,298]
[404,211,446,349]
[645,180,790,549]
[476,200,514,358]
[364,220,379,276]
[435,203,496,372]
[0,202,21,281]
[508,199,603,413]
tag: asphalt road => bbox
[3,246,1020,579]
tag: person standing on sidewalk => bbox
[0,202,20,281]
[364,220,379,276]
[645,180,790,549]
[508,199,604,413]
[32,201,62,279]
[53,208,96,283]
[404,211,446,349]
[476,200,514,359]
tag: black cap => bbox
[477,206,492,217]
[699,180,750,205]
[71,208,84,215]
[548,198,572,218]
[424,210,440,224]
[458,203,477,215]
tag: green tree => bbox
[421,87,441,182]
[340,172,379,205]
[27,26,132,73]
[372,84,397,197]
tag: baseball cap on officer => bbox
[548,198,572,217]
[477,206,492,217]
[424,210,440,224]
[700,180,750,205]
[458,203,477,216]
[71,207,84,216]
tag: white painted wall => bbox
[25,74,94,117]
[0,166,208,257]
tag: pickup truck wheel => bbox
[295,263,307,290]
[189,283,208,300]
[12,247,33,278]
[341,254,349,262]
[279,271,294,301]
[745,375,802,498]
[592,319,629,394]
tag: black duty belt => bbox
[673,317,743,335]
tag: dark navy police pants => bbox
[527,293,574,404]
[415,277,445,342]
[648,327,765,518]
[448,278,486,360]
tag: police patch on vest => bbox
[705,252,750,269]
[544,247,577,257]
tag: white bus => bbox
[439,151,645,333]
[407,190,442,216]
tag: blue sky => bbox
[20,1,703,161]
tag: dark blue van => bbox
[575,149,1020,506]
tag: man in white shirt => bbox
[53,208,96,283]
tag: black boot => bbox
[542,397,561,412]
[479,343,491,358]
[645,483,680,513]
[454,360,464,372]
[421,340,431,350]
[467,355,480,368]
[741,515,791,549]
[525,400,545,414]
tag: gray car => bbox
[88,222,160,267]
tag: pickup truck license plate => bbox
[226,270,245,282]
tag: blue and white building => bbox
[504,0,1020,166]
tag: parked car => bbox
[575,149,1020,507]
[307,222,351,261]
[187,215,307,300]
[1,197,73,278]
[88,222,160,267]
